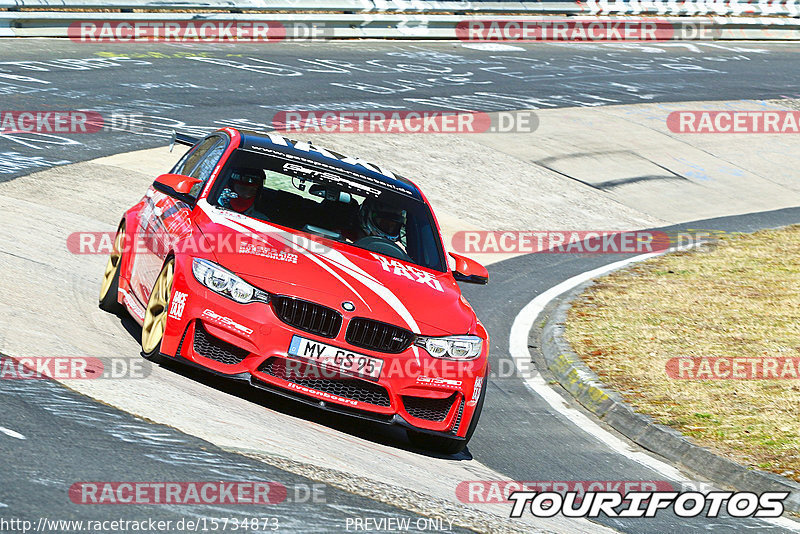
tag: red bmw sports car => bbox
[99,127,489,453]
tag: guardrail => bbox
[1,0,798,16]
[3,1,547,13]
[1,11,799,39]
[0,0,798,39]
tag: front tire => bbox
[99,224,126,315]
[141,258,174,362]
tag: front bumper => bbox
[159,257,487,439]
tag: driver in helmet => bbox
[358,199,406,242]
[219,169,264,214]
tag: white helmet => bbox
[359,200,406,241]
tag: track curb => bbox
[536,279,800,514]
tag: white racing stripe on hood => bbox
[318,247,421,337]
[198,200,370,310]
[198,201,422,362]
[290,237,423,364]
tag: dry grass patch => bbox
[565,225,800,481]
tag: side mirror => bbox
[153,173,202,204]
[449,252,488,285]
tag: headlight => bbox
[191,258,269,304]
[414,335,483,360]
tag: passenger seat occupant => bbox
[219,169,264,213]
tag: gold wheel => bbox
[99,226,125,302]
[142,258,174,356]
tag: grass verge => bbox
[565,225,800,482]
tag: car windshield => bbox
[209,149,446,272]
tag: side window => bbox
[190,141,226,182]
[188,139,226,198]
[172,137,216,176]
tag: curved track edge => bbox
[533,217,800,513]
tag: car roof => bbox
[234,129,423,201]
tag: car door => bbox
[130,135,227,306]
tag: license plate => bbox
[287,336,383,381]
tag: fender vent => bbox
[450,399,465,434]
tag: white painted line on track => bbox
[461,43,525,52]
[510,250,800,531]
[0,425,26,440]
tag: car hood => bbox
[194,202,476,336]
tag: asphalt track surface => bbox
[0,376,467,533]
[1,39,799,180]
[1,39,799,533]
